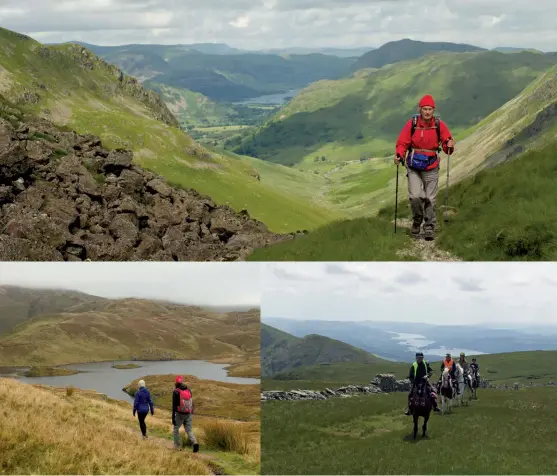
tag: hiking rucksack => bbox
[176,388,193,414]
[410,114,442,153]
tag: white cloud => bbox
[0,262,261,307]
[262,262,557,326]
[1,0,556,50]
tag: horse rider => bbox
[440,353,457,378]
[405,352,441,415]
[470,357,480,383]
[458,352,470,372]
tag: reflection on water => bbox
[3,360,259,404]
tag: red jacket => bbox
[395,116,454,171]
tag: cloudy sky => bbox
[1,0,556,51]
[262,262,557,327]
[0,262,260,307]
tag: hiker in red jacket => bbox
[172,376,199,452]
[394,95,454,241]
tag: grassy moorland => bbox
[124,374,260,422]
[261,387,557,475]
[0,378,259,474]
[0,294,260,378]
[261,350,557,474]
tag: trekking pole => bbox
[444,150,451,223]
[395,162,400,233]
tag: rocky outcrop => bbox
[261,374,411,402]
[0,115,292,261]
[371,373,411,392]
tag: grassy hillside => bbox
[351,38,485,71]
[247,62,557,259]
[0,27,335,234]
[83,43,355,101]
[124,374,259,422]
[261,324,380,377]
[261,386,557,474]
[263,350,557,390]
[0,285,107,335]
[0,378,259,474]
[235,50,557,167]
[0,293,260,375]
[143,81,277,129]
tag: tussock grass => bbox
[0,378,211,474]
[201,420,254,455]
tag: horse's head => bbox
[442,367,450,384]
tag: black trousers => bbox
[137,412,148,436]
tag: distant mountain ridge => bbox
[261,323,381,377]
[263,318,557,363]
[351,38,486,70]
[0,286,260,370]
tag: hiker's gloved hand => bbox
[446,139,454,154]
[394,154,403,165]
[133,410,136,417]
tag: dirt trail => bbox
[394,218,461,262]
[121,423,227,475]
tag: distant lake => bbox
[233,89,300,105]
[388,332,485,357]
[2,360,259,404]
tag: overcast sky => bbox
[1,0,556,51]
[0,262,261,307]
[262,263,557,327]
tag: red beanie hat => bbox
[175,376,183,383]
[419,95,435,108]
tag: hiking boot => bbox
[404,408,411,416]
[142,435,147,440]
[193,443,199,453]
[424,228,435,241]
[411,223,421,236]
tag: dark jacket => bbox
[172,383,194,423]
[133,387,154,415]
[470,363,480,374]
[409,360,433,385]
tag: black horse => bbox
[409,378,432,439]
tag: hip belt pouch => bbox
[408,151,435,170]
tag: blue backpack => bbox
[407,115,442,170]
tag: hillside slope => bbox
[351,38,485,71]
[0,27,335,234]
[261,323,380,377]
[0,285,108,335]
[0,378,259,475]
[0,292,261,374]
[248,61,557,260]
[236,50,557,167]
